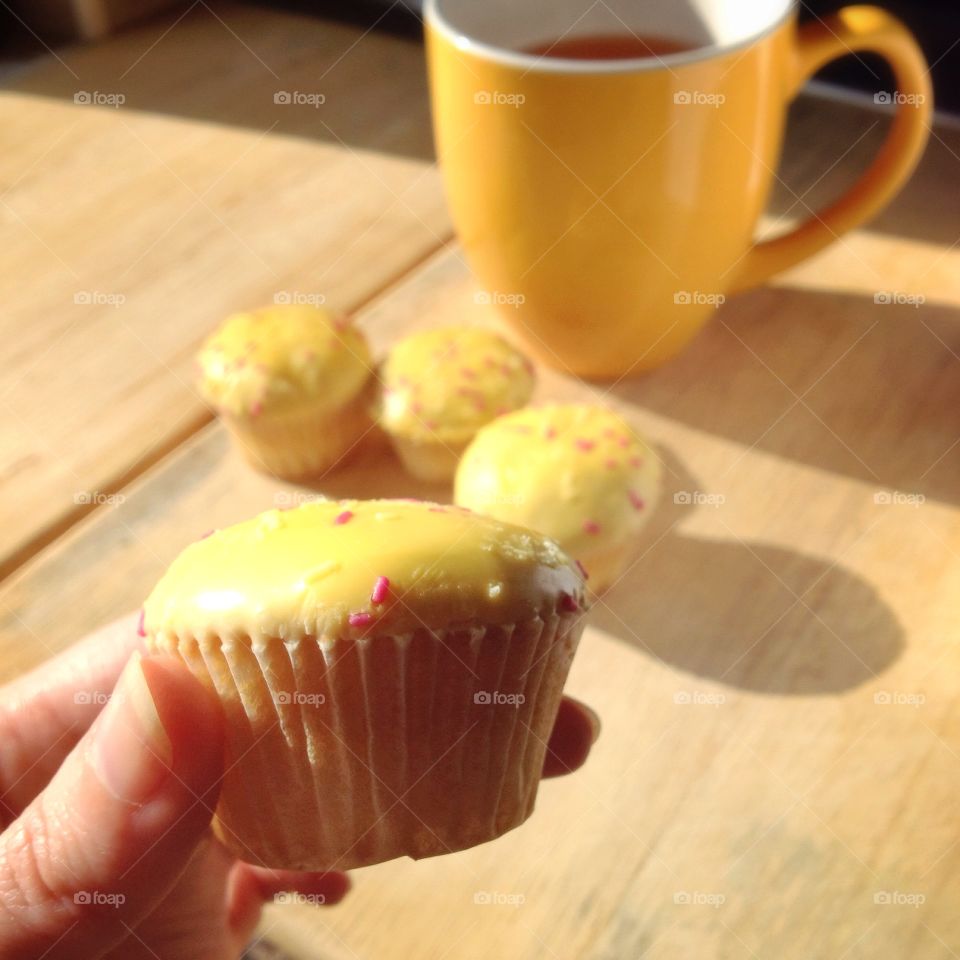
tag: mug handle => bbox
[730,5,931,292]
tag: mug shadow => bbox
[607,286,960,507]
[590,448,904,695]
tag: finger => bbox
[542,696,600,778]
[0,612,144,817]
[226,864,351,946]
[0,654,224,960]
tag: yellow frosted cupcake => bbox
[455,405,661,593]
[376,326,535,482]
[198,305,374,480]
[143,498,587,870]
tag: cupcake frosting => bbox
[378,327,535,441]
[198,305,371,418]
[454,404,661,561]
[143,499,586,642]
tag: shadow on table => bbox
[607,285,960,507]
[590,448,904,695]
[4,3,435,161]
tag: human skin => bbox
[0,613,599,960]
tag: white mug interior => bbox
[425,0,795,71]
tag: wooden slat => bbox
[0,1,448,578]
[2,96,959,958]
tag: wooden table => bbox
[2,5,959,958]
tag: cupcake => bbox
[454,405,661,593]
[143,498,587,871]
[376,326,535,482]
[197,305,374,480]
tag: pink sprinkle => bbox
[198,528,215,539]
[349,612,374,627]
[618,437,629,448]
[250,401,263,417]
[472,398,487,412]
[629,456,643,468]
[603,428,616,438]
[234,358,247,369]
[371,576,390,604]
[428,505,448,513]
[605,458,617,470]
[575,438,595,452]
[559,593,579,613]
[411,401,423,415]
[137,609,146,638]
[334,510,354,525]
[522,356,535,375]
[545,426,557,440]
[500,363,512,376]
[484,356,498,369]
[425,419,440,430]
[460,366,476,380]
[583,519,601,535]
[575,559,590,581]
[628,490,645,511]
[497,405,510,415]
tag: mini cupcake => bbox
[454,405,661,593]
[376,326,535,482]
[143,498,587,871]
[197,305,374,480]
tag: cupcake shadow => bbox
[590,448,904,695]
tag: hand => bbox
[0,613,599,960]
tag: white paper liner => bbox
[152,611,583,870]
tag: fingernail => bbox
[93,653,173,803]
[583,704,601,744]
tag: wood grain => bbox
[2,93,959,957]
[0,1,447,578]
[1,10,960,956]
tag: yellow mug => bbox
[425,0,931,378]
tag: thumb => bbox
[0,653,224,960]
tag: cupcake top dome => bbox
[454,404,661,560]
[377,326,535,442]
[143,498,586,642]
[197,305,371,418]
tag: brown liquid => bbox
[524,32,694,60]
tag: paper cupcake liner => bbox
[388,434,470,483]
[224,387,373,481]
[151,611,583,870]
